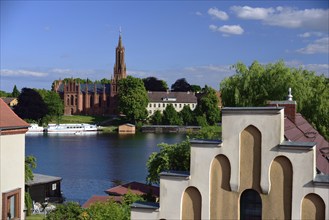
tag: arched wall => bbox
[239,125,262,192]
[181,186,202,220]
[210,155,237,219]
[262,156,293,219]
[301,193,325,220]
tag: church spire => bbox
[118,27,123,48]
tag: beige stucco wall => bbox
[0,133,25,220]
[131,107,329,220]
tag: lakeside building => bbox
[146,91,197,117]
[0,98,29,220]
[131,97,329,219]
[53,33,202,118]
[53,33,127,115]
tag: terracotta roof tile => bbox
[284,114,329,174]
[0,98,29,135]
[105,181,159,198]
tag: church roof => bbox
[57,83,111,94]
[147,91,197,103]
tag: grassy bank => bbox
[52,115,111,124]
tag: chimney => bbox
[268,88,297,123]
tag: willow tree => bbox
[220,60,329,139]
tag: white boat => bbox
[45,123,98,134]
[27,124,44,134]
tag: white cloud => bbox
[297,37,329,54]
[208,7,229,20]
[298,32,323,38]
[231,6,274,20]
[195,11,202,16]
[231,6,329,32]
[209,24,244,35]
[0,69,48,77]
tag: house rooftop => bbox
[105,181,159,198]
[26,173,62,186]
[82,195,122,208]
[0,98,29,134]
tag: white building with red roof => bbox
[0,98,29,219]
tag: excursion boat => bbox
[27,124,45,134]
[45,123,98,134]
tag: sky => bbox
[1,1,328,93]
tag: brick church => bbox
[53,34,126,115]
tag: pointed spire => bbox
[118,27,123,48]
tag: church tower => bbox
[111,32,126,96]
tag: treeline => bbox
[13,88,63,125]
[220,60,329,140]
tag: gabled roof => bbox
[0,98,29,135]
[284,113,329,174]
[105,181,159,198]
[147,91,197,103]
[26,173,62,186]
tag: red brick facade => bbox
[54,34,126,116]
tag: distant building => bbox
[131,104,329,219]
[146,91,197,117]
[53,33,126,115]
[118,123,135,134]
[0,98,29,220]
[1,97,18,108]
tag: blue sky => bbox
[1,1,328,92]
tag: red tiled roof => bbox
[0,98,29,135]
[82,195,122,208]
[105,181,159,198]
[284,113,329,174]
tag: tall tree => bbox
[118,76,149,123]
[171,78,192,92]
[162,104,183,125]
[179,105,195,125]
[194,86,220,125]
[44,91,64,123]
[151,110,163,125]
[143,77,168,91]
[191,85,201,93]
[11,85,20,97]
[14,88,48,122]
[220,60,329,139]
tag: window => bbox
[71,95,74,106]
[52,183,57,191]
[2,188,21,220]
[240,189,262,220]
[163,103,165,107]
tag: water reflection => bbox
[26,132,185,203]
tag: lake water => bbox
[25,132,185,204]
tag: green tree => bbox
[46,202,83,220]
[44,91,64,123]
[179,105,194,125]
[220,60,329,139]
[151,110,163,125]
[11,85,20,97]
[0,90,11,97]
[162,104,183,125]
[194,86,220,125]
[191,85,201,93]
[118,76,149,123]
[25,155,37,182]
[171,78,192,92]
[143,77,168,91]
[14,88,48,122]
[146,139,191,184]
